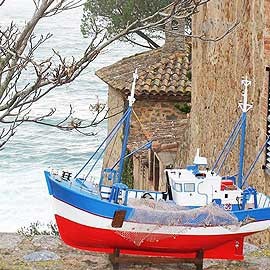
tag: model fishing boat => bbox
[45,71,270,262]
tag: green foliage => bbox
[17,221,59,237]
[81,0,172,39]
[175,102,191,113]
[186,70,192,80]
[122,152,134,188]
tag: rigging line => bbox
[216,121,243,174]
[74,109,130,178]
[85,107,132,180]
[111,141,153,170]
[216,117,244,174]
[211,115,242,172]
[132,109,151,141]
[241,135,270,188]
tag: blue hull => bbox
[45,171,270,224]
[45,171,134,220]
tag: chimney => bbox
[162,17,186,53]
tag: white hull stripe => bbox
[52,197,270,236]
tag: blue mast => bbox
[117,69,138,183]
[238,77,252,188]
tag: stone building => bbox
[96,18,191,191]
[191,0,270,243]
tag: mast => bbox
[117,69,138,183]
[238,76,252,188]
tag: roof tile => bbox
[95,45,191,99]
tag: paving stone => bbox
[23,250,60,262]
[0,233,23,249]
[32,235,60,249]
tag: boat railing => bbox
[257,192,270,208]
[127,189,163,201]
[100,184,164,204]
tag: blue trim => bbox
[238,112,247,188]
[44,171,53,195]
[44,171,134,220]
[45,171,270,225]
[186,165,199,174]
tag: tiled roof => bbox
[96,46,191,100]
[127,118,189,152]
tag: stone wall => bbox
[191,0,270,244]
[104,93,190,190]
[130,100,189,191]
[265,0,270,59]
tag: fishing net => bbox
[116,199,240,246]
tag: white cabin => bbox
[165,150,247,210]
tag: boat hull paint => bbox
[45,171,134,219]
[45,171,270,224]
[45,173,270,259]
[51,198,270,260]
[55,214,247,260]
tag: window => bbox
[173,183,182,192]
[184,183,195,192]
[171,20,179,31]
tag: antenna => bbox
[128,68,138,107]
[239,75,252,113]
[238,76,252,188]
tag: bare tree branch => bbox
[1,0,237,148]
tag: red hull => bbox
[55,215,249,260]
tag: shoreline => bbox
[1,232,270,269]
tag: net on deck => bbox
[116,199,240,246]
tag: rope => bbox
[216,118,244,174]
[74,109,130,179]
[84,110,131,179]
[111,141,152,170]
[132,109,151,141]
[211,115,242,172]
[241,136,270,188]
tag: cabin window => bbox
[225,194,228,199]
[174,183,183,192]
[184,183,195,192]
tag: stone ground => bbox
[0,233,270,270]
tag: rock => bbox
[23,250,60,262]
[0,233,23,249]
[244,242,260,255]
[32,235,60,249]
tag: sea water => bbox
[0,0,146,232]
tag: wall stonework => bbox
[191,0,270,244]
[104,94,190,190]
[130,100,189,191]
